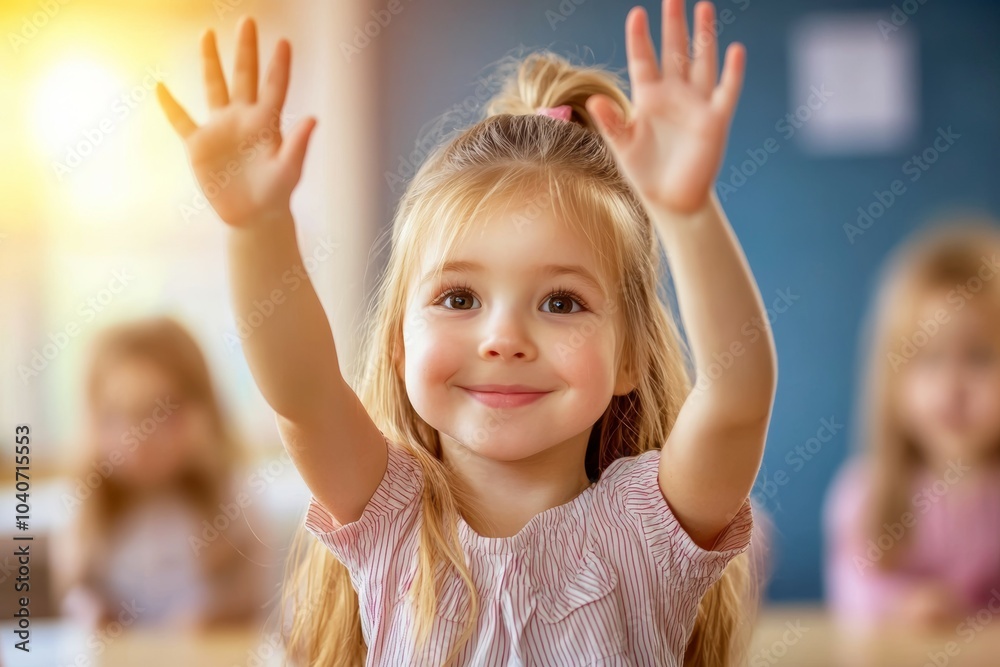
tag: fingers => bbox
[711,42,746,119]
[280,116,317,176]
[201,29,229,110]
[260,39,290,115]
[586,94,631,148]
[690,1,718,96]
[661,0,690,80]
[155,82,198,139]
[626,6,660,86]
[232,16,259,103]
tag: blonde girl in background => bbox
[51,316,274,632]
[156,0,776,664]
[824,220,1000,632]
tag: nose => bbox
[478,307,538,361]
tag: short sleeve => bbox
[303,436,424,576]
[601,449,754,588]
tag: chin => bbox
[448,428,555,462]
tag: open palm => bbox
[586,0,745,215]
[156,17,316,227]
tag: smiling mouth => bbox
[460,388,550,408]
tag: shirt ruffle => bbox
[601,448,754,590]
[303,435,424,574]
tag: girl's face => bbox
[400,206,634,462]
[93,358,210,490]
[897,292,1000,467]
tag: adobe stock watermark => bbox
[916,588,1000,667]
[213,0,247,20]
[189,448,294,556]
[463,398,518,449]
[7,0,74,54]
[750,619,809,666]
[52,599,146,667]
[887,253,1000,373]
[853,458,970,574]
[693,287,798,393]
[665,0,753,72]
[549,0,751,33]
[60,396,181,514]
[222,234,340,352]
[17,268,135,385]
[178,108,297,224]
[235,631,283,667]
[384,66,509,194]
[508,168,583,235]
[877,0,931,40]
[340,0,417,63]
[753,416,843,508]
[544,0,590,30]
[716,84,834,202]
[554,297,621,364]
[51,66,166,182]
[844,126,960,244]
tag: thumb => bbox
[280,116,318,177]
[586,94,630,148]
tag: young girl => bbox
[156,1,776,664]
[50,316,273,633]
[824,220,1000,632]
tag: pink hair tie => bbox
[535,104,572,122]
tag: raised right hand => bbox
[156,16,317,228]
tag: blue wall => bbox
[374,0,1000,600]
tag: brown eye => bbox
[968,346,995,366]
[542,294,580,314]
[435,288,479,310]
[541,289,587,315]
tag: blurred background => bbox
[1,0,998,665]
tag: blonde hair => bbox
[277,50,760,667]
[853,216,1000,569]
[58,316,251,616]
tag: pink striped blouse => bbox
[305,436,754,666]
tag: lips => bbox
[459,385,551,408]
[461,384,548,393]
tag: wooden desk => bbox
[0,619,285,667]
[8,607,1000,666]
[751,605,1000,667]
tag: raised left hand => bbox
[586,0,746,215]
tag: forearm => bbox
[226,209,343,422]
[650,191,776,421]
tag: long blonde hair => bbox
[59,316,250,615]
[278,50,760,667]
[853,217,1000,570]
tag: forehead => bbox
[98,357,176,406]
[417,206,610,290]
[912,291,1000,346]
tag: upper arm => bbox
[659,394,770,550]
[276,376,388,527]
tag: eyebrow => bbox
[420,260,606,296]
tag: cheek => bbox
[404,319,464,387]
[549,335,614,385]
[967,372,1000,426]
[898,371,940,423]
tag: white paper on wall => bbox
[789,12,919,155]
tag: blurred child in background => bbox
[824,220,1000,632]
[51,316,274,633]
